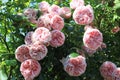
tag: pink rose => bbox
[61,55,87,76]
[15,45,32,62]
[60,7,72,19]
[37,15,45,27]
[70,0,84,9]
[100,61,117,79]
[50,30,65,47]
[32,27,52,45]
[83,28,103,50]
[51,15,64,30]
[20,59,41,80]
[48,4,61,15]
[38,1,50,13]
[24,31,33,45]
[37,13,55,30]
[29,44,48,60]
[23,8,37,19]
[73,5,94,25]
[112,68,120,80]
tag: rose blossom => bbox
[15,45,32,62]
[60,7,71,19]
[23,8,37,19]
[112,68,120,80]
[29,44,48,60]
[50,30,65,47]
[73,5,94,25]
[37,15,45,28]
[48,4,61,15]
[83,28,103,50]
[24,31,33,45]
[20,59,41,80]
[70,0,84,9]
[32,27,52,45]
[37,13,55,30]
[100,61,117,79]
[61,55,87,76]
[51,15,64,30]
[38,1,50,13]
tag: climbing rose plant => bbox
[0,0,120,80]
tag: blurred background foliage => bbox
[0,0,120,80]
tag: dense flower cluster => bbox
[14,0,114,79]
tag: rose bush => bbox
[0,0,120,80]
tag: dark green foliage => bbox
[0,0,120,80]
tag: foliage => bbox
[0,0,120,80]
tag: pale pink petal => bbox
[70,0,84,9]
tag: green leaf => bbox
[69,52,79,58]
[4,59,17,66]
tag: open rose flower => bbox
[48,4,61,15]
[24,31,33,45]
[29,44,48,60]
[60,7,71,19]
[23,8,37,19]
[83,28,103,50]
[51,15,64,30]
[38,1,50,13]
[23,8,37,24]
[15,45,32,62]
[32,27,52,45]
[50,30,65,47]
[70,0,84,9]
[61,55,87,76]
[73,5,94,25]
[37,13,55,30]
[100,61,117,79]
[20,59,41,80]
[112,68,120,80]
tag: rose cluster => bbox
[70,0,105,56]
[100,61,120,80]
[15,1,72,80]
[15,0,109,79]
